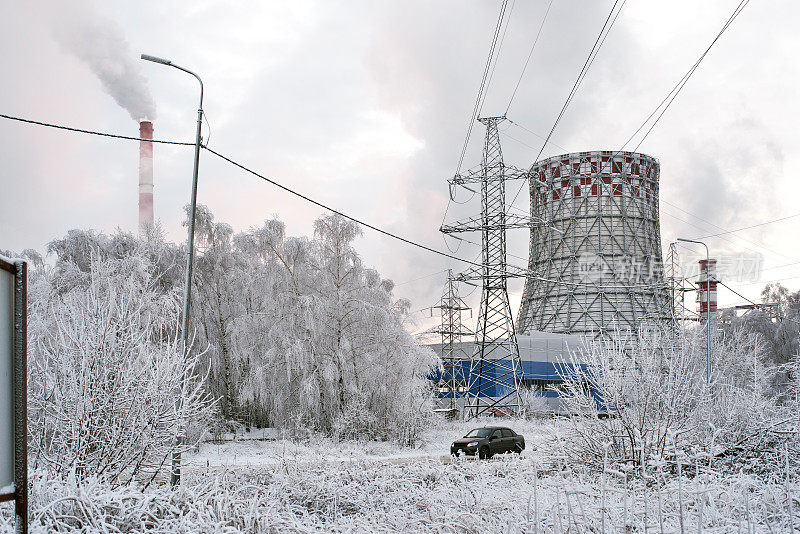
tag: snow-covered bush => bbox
[557,324,799,474]
[27,255,215,484]
[519,387,552,419]
[556,326,702,467]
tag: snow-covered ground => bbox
[172,418,795,532]
[3,417,796,532]
[188,418,560,469]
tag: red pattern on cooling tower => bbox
[531,151,660,203]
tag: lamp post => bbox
[141,54,203,486]
[677,237,711,385]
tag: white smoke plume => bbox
[51,4,157,121]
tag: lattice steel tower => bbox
[441,116,533,418]
[665,242,697,323]
[430,270,472,411]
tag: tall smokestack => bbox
[139,121,154,229]
[698,258,718,321]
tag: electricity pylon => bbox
[441,116,537,418]
[666,242,699,323]
[429,270,472,411]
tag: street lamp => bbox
[677,237,711,385]
[141,53,203,487]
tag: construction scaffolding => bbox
[441,116,536,418]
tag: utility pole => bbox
[677,237,712,385]
[141,54,203,487]
[441,116,538,418]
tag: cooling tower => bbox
[518,151,670,336]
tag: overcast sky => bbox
[1,0,798,333]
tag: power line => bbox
[0,109,513,274]
[481,0,516,114]
[395,269,450,287]
[736,275,800,287]
[697,212,800,239]
[660,199,798,263]
[454,0,509,176]
[0,113,195,146]
[716,280,800,330]
[442,0,510,240]
[624,0,750,151]
[447,232,666,290]
[202,146,491,270]
[528,0,623,165]
[760,260,800,273]
[573,0,628,97]
[507,0,751,224]
[718,280,760,307]
[0,109,699,293]
[507,0,625,209]
[504,119,568,152]
[0,110,497,271]
[504,0,771,268]
[505,0,554,115]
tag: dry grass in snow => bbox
[2,418,796,532]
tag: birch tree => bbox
[27,255,214,484]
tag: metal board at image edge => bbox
[0,259,14,490]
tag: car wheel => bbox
[479,446,491,460]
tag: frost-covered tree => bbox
[719,283,800,399]
[24,209,437,453]
[229,214,438,442]
[28,254,214,484]
[188,205,244,418]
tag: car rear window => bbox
[502,429,514,437]
[465,428,492,438]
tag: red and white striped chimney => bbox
[698,259,718,321]
[138,121,154,229]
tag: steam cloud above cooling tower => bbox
[51,4,157,122]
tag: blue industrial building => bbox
[427,331,586,412]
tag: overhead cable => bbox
[505,118,568,153]
[202,146,489,269]
[481,0,517,114]
[624,0,750,151]
[454,0,509,176]
[509,0,749,216]
[661,199,798,263]
[529,0,623,166]
[507,0,625,209]
[0,112,195,146]
[443,0,510,245]
[697,211,800,239]
[0,110,498,271]
[505,0,554,115]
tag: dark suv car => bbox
[450,426,525,459]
